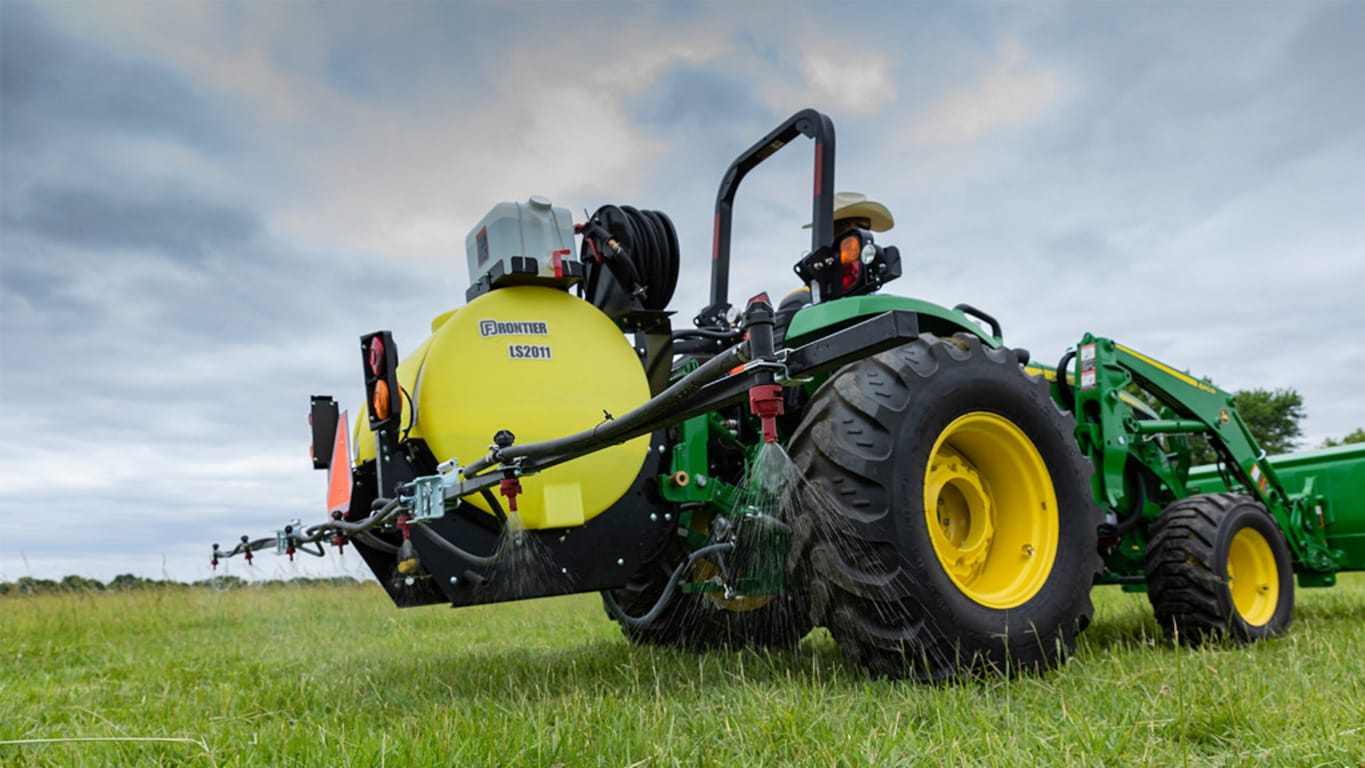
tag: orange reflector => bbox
[327,411,352,516]
[839,235,861,264]
[373,379,390,421]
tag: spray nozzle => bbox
[749,384,784,444]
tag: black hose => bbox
[672,328,741,340]
[301,499,401,539]
[465,342,748,476]
[413,525,503,568]
[601,542,737,628]
[479,489,508,525]
[288,541,324,558]
[1056,349,1077,412]
[672,338,731,356]
[356,533,399,554]
[215,498,407,564]
[580,204,680,314]
[226,536,275,557]
[1113,467,1146,537]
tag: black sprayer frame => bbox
[697,109,836,328]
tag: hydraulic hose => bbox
[211,493,442,567]
[356,532,399,555]
[672,328,740,340]
[1056,349,1077,412]
[601,542,737,628]
[1112,471,1146,537]
[412,525,502,568]
[464,342,749,477]
[294,497,403,539]
[478,488,508,525]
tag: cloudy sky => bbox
[2,1,1362,583]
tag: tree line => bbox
[0,574,366,596]
[1186,387,1363,466]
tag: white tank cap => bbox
[527,195,552,211]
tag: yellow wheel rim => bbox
[1227,527,1279,626]
[923,412,1060,609]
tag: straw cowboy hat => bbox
[803,191,895,232]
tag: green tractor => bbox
[218,110,1365,680]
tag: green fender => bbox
[783,294,1002,349]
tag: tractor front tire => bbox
[788,333,1100,680]
[1146,493,1293,643]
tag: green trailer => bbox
[1190,444,1365,578]
[215,109,1365,680]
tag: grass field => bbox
[2,575,1363,767]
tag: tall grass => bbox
[3,575,1362,766]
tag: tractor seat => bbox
[773,286,812,349]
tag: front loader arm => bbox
[1069,334,1336,573]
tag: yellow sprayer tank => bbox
[355,285,651,529]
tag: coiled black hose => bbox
[580,204,680,314]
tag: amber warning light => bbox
[360,331,401,430]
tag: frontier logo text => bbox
[479,320,549,337]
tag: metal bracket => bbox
[409,476,448,523]
[732,350,815,387]
[736,356,788,378]
[770,349,814,385]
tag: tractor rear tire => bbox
[787,333,1101,680]
[1145,493,1293,643]
[603,540,811,650]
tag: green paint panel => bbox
[784,294,999,348]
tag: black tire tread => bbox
[1145,492,1293,643]
[788,333,1101,680]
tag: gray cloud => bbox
[1040,228,1124,268]
[317,5,493,102]
[0,2,447,582]
[1026,3,1363,206]
[633,64,771,132]
[0,2,237,153]
[5,184,261,260]
[0,249,94,318]
[1265,4,1365,151]
[622,63,789,285]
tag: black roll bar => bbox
[697,109,836,327]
